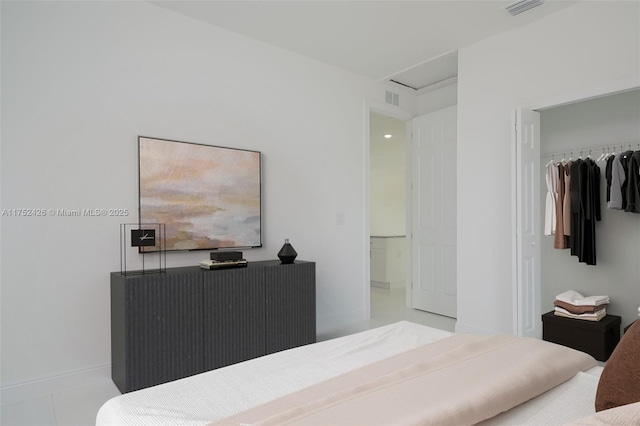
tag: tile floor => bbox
[1,286,455,426]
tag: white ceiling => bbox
[150,0,579,91]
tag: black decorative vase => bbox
[278,238,297,264]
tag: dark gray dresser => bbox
[111,260,316,393]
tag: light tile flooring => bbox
[1,380,121,426]
[318,286,455,340]
[1,286,454,426]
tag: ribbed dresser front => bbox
[111,260,315,393]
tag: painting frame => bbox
[137,136,262,252]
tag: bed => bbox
[96,320,640,425]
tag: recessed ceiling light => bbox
[384,134,392,139]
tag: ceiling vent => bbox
[385,90,400,107]
[506,0,544,16]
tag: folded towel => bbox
[554,306,606,317]
[555,290,610,307]
[554,307,606,321]
[554,300,608,314]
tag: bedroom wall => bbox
[539,90,640,329]
[1,1,383,387]
[416,83,457,116]
[456,1,640,334]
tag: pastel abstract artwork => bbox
[138,137,261,252]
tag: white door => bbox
[512,108,541,338]
[410,106,457,318]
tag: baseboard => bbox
[1,363,112,406]
[370,280,390,289]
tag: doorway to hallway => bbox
[369,111,407,295]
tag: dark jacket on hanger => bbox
[626,151,640,214]
[569,159,601,265]
[569,160,583,259]
[620,151,634,209]
[579,158,601,265]
[605,155,615,203]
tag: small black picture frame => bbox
[131,229,156,247]
[120,223,166,275]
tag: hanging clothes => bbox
[563,161,572,241]
[620,150,634,210]
[569,159,583,258]
[544,162,558,236]
[545,145,638,263]
[605,155,615,203]
[609,155,625,210]
[569,158,601,265]
[554,162,570,249]
[578,158,601,265]
[625,150,640,213]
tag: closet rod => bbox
[541,141,640,159]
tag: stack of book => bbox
[554,290,609,322]
[200,259,248,269]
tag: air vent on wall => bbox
[506,0,544,16]
[385,90,400,106]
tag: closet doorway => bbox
[513,86,640,338]
[538,90,640,329]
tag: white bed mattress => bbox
[96,321,601,425]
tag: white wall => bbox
[540,90,640,329]
[456,1,640,334]
[417,83,457,116]
[1,1,381,387]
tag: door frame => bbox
[364,101,413,316]
[511,77,640,336]
[511,108,541,338]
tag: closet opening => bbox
[514,87,640,338]
[539,89,640,331]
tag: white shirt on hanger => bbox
[544,161,559,236]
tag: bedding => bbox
[479,369,603,425]
[569,401,640,425]
[211,333,596,425]
[96,321,605,426]
[97,321,452,426]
